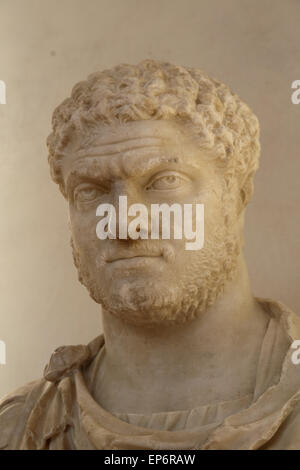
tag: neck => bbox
[95,254,269,413]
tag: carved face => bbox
[62,120,241,326]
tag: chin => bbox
[72,232,241,326]
[94,278,207,326]
[78,256,237,325]
[94,278,185,325]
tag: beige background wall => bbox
[0,0,299,398]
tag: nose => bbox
[110,182,150,240]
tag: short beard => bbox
[71,224,240,327]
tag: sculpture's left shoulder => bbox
[262,398,300,450]
[260,298,300,449]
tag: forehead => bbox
[61,120,205,183]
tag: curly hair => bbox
[47,59,260,208]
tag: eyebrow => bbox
[65,151,199,192]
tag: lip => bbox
[107,254,161,263]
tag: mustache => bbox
[103,240,175,264]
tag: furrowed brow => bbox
[66,152,183,191]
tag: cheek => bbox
[69,208,101,255]
[205,204,223,231]
[201,181,226,224]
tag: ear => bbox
[237,172,254,215]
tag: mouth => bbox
[107,254,161,263]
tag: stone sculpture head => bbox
[47,60,260,327]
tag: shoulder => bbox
[255,298,300,449]
[0,378,48,449]
[264,397,300,449]
[0,335,104,449]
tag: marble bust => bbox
[1,60,300,450]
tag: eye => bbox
[73,184,104,203]
[146,172,189,191]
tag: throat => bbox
[91,305,268,415]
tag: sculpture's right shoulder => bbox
[0,336,104,449]
[0,378,48,449]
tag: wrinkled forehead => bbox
[61,120,208,183]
